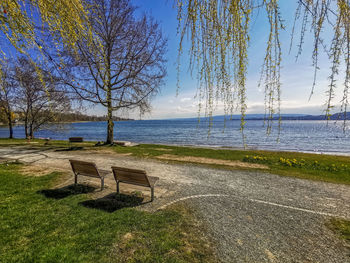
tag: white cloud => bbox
[180,97,192,102]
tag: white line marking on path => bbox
[157,194,229,210]
[249,198,345,218]
[158,194,349,219]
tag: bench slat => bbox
[114,169,149,186]
[70,160,100,178]
[69,160,105,190]
[112,166,146,174]
[111,166,159,201]
[69,137,84,142]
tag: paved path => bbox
[1,146,350,262]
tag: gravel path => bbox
[1,146,350,262]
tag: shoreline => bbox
[147,142,350,157]
[1,137,349,157]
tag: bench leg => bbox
[101,177,104,191]
[74,174,78,186]
[116,181,120,194]
[151,187,154,202]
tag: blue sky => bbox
[116,0,341,120]
[1,1,342,119]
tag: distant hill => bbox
[56,112,133,122]
[248,112,350,120]
[169,113,350,121]
[211,114,309,120]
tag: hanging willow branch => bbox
[0,0,94,93]
[0,0,90,55]
[296,0,350,123]
[260,0,283,135]
[0,0,94,118]
[177,0,253,143]
[176,0,350,138]
[176,0,283,140]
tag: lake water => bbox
[1,120,349,155]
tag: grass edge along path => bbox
[111,144,350,186]
[1,138,350,185]
[0,163,216,263]
[328,218,350,249]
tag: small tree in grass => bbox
[14,58,70,139]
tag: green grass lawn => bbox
[0,138,97,148]
[1,138,350,185]
[328,218,350,246]
[0,163,215,263]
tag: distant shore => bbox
[0,119,133,126]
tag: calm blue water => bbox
[1,120,349,155]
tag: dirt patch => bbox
[86,148,133,156]
[265,249,277,262]
[156,154,268,169]
[19,164,62,177]
[122,232,134,242]
[116,152,133,156]
[82,148,115,154]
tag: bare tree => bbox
[60,0,167,144]
[14,58,70,139]
[0,60,15,138]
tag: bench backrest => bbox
[69,159,100,178]
[111,166,150,187]
[69,137,84,142]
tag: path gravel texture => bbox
[1,145,350,262]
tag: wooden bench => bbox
[69,160,109,190]
[69,137,84,147]
[111,166,159,201]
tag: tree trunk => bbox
[29,123,34,139]
[4,103,13,139]
[24,120,29,139]
[105,47,114,144]
[106,107,114,144]
[106,88,114,144]
[7,112,13,139]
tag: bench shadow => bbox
[79,193,145,213]
[39,184,96,199]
